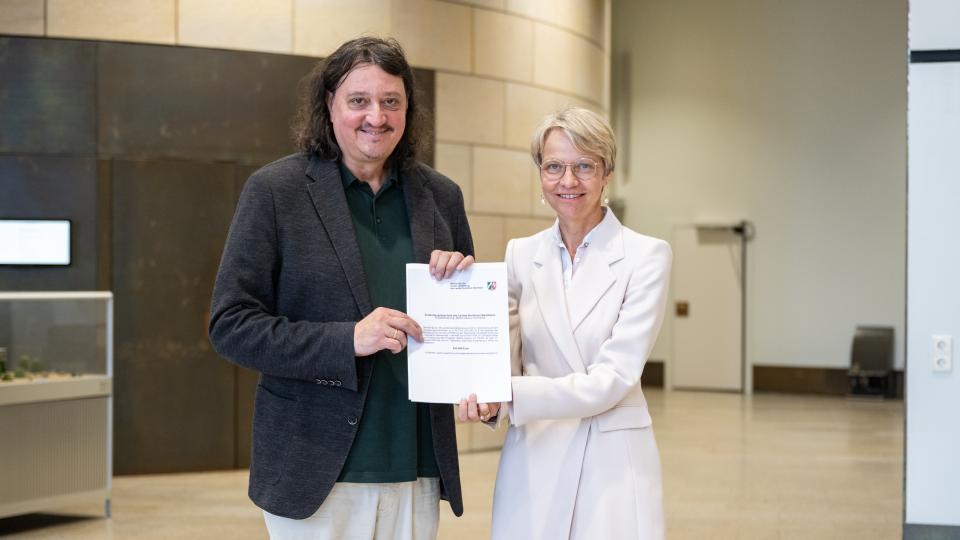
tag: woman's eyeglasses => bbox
[539,158,601,180]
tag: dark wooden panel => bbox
[0,155,98,290]
[98,43,315,164]
[641,360,664,388]
[111,159,238,473]
[0,514,91,536]
[0,37,96,155]
[753,365,904,398]
[753,365,849,395]
[903,523,960,539]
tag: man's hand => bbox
[428,250,475,280]
[457,393,501,423]
[354,307,424,356]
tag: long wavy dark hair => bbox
[293,37,422,171]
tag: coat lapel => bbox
[531,236,587,374]
[305,155,374,316]
[566,213,623,332]
[400,166,436,263]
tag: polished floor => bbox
[0,390,904,539]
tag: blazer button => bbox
[347,416,358,426]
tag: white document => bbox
[406,262,512,404]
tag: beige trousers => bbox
[262,477,441,540]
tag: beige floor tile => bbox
[0,391,904,539]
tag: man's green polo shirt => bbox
[337,162,440,483]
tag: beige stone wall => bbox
[1,0,611,451]
[1,0,609,262]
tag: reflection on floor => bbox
[0,390,904,539]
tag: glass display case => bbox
[0,291,112,519]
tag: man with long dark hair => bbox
[210,37,492,539]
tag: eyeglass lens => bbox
[540,159,599,180]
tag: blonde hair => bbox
[530,106,616,173]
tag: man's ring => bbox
[392,328,399,340]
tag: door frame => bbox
[667,220,752,394]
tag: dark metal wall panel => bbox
[231,163,260,469]
[97,42,315,164]
[0,155,98,290]
[413,68,435,167]
[0,37,96,155]
[235,366,258,468]
[95,159,113,290]
[111,159,238,473]
[233,163,261,203]
[1,35,440,474]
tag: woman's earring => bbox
[540,193,546,205]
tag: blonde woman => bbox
[491,107,672,539]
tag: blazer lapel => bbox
[400,166,436,263]
[531,236,587,374]
[305,155,374,316]
[566,216,623,332]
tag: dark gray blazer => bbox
[209,152,473,519]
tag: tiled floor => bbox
[0,390,904,539]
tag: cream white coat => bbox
[491,210,672,540]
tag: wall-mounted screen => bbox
[0,219,72,266]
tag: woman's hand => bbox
[458,393,501,423]
[428,250,475,280]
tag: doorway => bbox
[671,224,744,392]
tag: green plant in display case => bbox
[14,355,43,373]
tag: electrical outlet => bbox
[932,335,953,373]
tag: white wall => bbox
[909,0,960,50]
[611,0,907,371]
[905,0,960,527]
